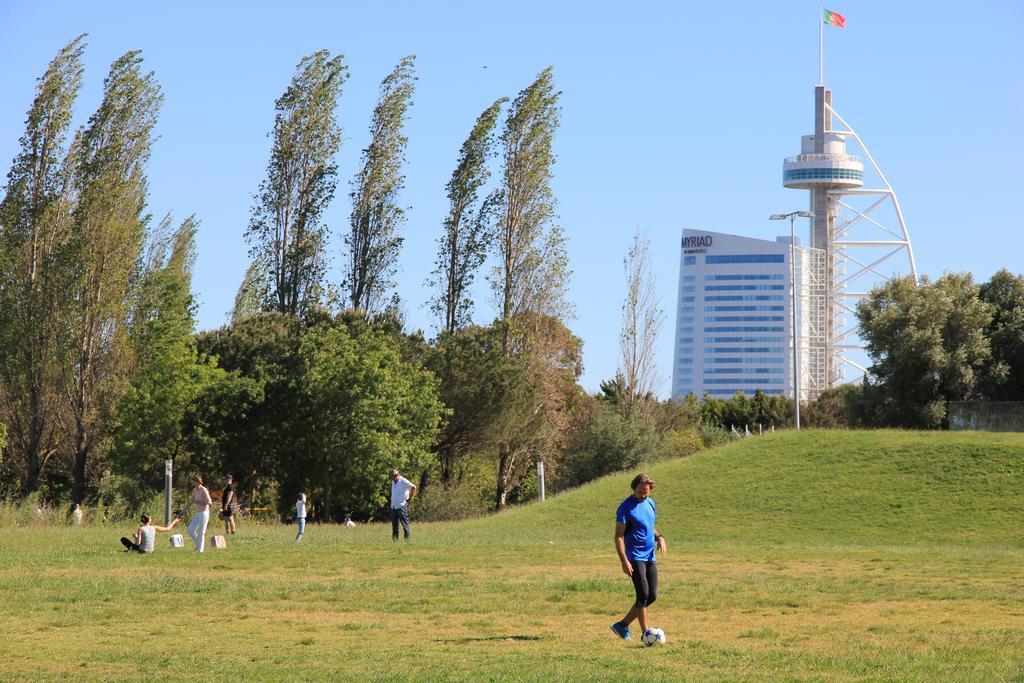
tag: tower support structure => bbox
[783,86,917,398]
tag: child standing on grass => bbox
[295,493,306,542]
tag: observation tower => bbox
[782,85,917,398]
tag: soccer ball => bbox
[641,627,666,647]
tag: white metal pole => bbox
[819,10,824,86]
[791,215,801,430]
[164,459,173,525]
[537,461,545,502]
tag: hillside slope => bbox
[464,430,1024,547]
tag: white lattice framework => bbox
[796,246,828,400]
[823,102,918,385]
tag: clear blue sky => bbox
[2,1,1021,395]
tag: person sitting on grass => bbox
[120,514,180,554]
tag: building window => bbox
[705,295,786,302]
[703,358,785,365]
[704,378,784,385]
[683,256,696,266]
[704,316,785,322]
[705,254,785,264]
[783,168,863,182]
[705,285,786,292]
[704,326,785,333]
[707,389,784,396]
[704,305,785,312]
[706,274,784,281]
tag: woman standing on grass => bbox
[611,473,667,643]
[187,475,213,553]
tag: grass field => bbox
[2,430,1023,681]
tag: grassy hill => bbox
[1,430,1022,681]
[465,429,1024,547]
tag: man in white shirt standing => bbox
[389,469,416,541]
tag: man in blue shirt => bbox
[611,473,667,641]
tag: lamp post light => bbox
[769,210,814,430]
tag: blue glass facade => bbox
[674,230,794,400]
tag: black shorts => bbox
[221,508,233,517]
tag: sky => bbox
[1,1,1021,396]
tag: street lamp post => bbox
[769,211,813,430]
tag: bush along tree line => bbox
[3,39,1022,522]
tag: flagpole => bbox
[819,8,824,85]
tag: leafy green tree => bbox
[246,50,347,317]
[978,269,1024,400]
[345,55,417,314]
[857,274,992,428]
[108,216,220,503]
[490,67,570,340]
[430,98,506,333]
[426,326,518,487]
[301,324,442,519]
[231,262,268,323]
[193,312,305,505]
[65,50,163,503]
[0,35,85,495]
[491,313,582,508]
[563,402,666,488]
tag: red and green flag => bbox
[823,9,846,28]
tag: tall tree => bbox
[489,67,570,342]
[65,50,162,503]
[857,273,992,428]
[301,324,442,519]
[231,262,268,323]
[425,325,517,487]
[492,312,582,509]
[0,36,85,495]
[430,97,506,333]
[978,269,1024,400]
[618,228,664,417]
[246,50,347,317]
[109,215,218,499]
[344,55,417,314]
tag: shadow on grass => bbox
[435,635,543,644]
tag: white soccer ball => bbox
[642,627,666,647]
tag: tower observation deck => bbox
[782,85,917,399]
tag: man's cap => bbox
[630,473,656,491]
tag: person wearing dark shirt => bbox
[221,474,237,535]
[610,473,667,642]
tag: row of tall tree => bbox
[0,36,162,502]
[4,38,679,518]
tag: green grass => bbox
[1,430,1023,681]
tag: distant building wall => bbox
[948,402,1024,432]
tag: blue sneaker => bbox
[610,621,631,640]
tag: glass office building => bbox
[672,229,798,399]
